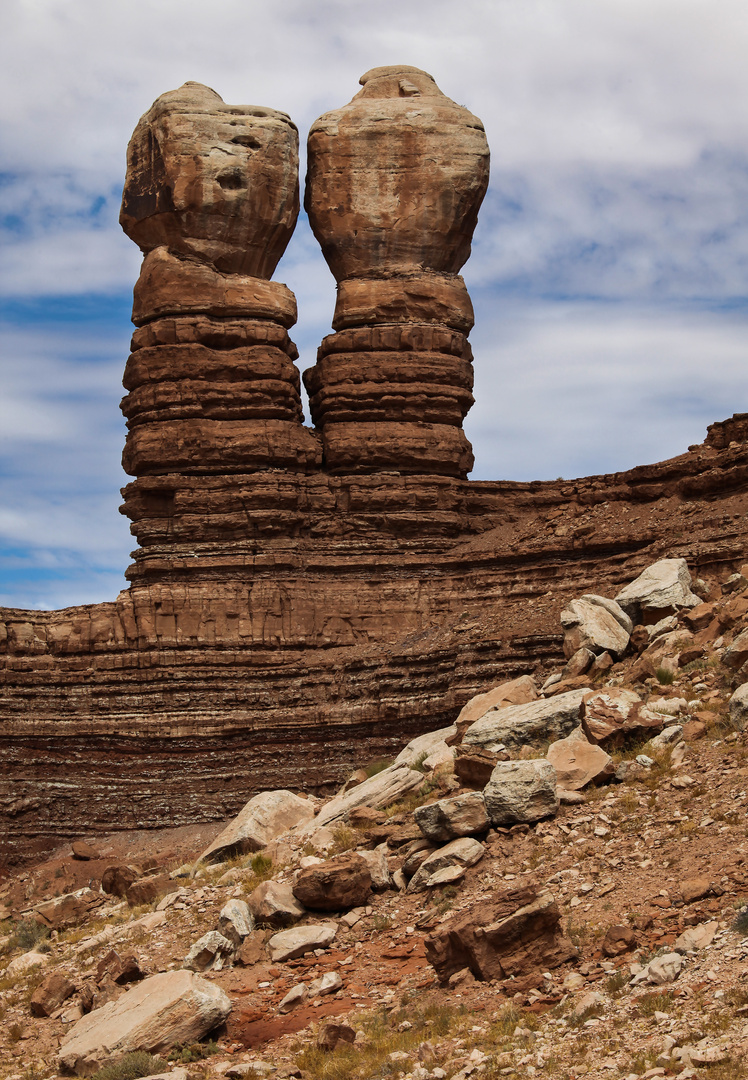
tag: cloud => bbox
[3,0,748,607]
[467,300,748,481]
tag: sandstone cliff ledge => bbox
[2,416,748,862]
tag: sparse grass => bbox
[634,990,674,1017]
[411,750,430,773]
[733,908,748,936]
[329,824,358,855]
[294,999,466,1080]
[605,969,629,996]
[90,1052,169,1080]
[10,918,50,952]
[430,884,459,915]
[702,1057,748,1080]
[655,666,676,685]
[168,1039,220,1062]
[363,758,392,779]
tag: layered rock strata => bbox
[119,82,320,532]
[303,66,489,476]
[2,77,748,862]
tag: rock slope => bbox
[3,558,748,1079]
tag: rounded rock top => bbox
[359,65,435,85]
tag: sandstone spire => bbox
[304,66,490,476]
[119,82,320,501]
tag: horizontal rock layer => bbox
[2,433,748,859]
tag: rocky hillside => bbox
[2,556,748,1080]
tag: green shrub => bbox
[655,667,675,685]
[90,1051,168,1080]
[11,918,50,952]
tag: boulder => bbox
[308,971,343,997]
[631,952,682,986]
[358,845,392,890]
[601,925,637,957]
[454,747,504,789]
[615,558,701,622]
[247,880,306,927]
[581,688,666,746]
[483,760,558,826]
[184,931,235,972]
[33,887,104,930]
[414,792,489,843]
[126,874,171,907]
[674,920,718,953]
[401,838,438,879]
[318,1022,356,1050]
[462,689,590,753]
[267,923,338,962]
[728,683,748,729]
[293,852,372,910]
[58,970,231,1075]
[218,899,255,946]
[560,597,631,659]
[72,841,98,861]
[724,629,748,671]
[198,790,315,864]
[407,837,485,891]
[309,764,424,829]
[455,676,539,727]
[30,971,77,1017]
[678,877,714,904]
[278,983,307,1012]
[96,949,143,985]
[101,863,141,898]
[424,884,576,983]
[235,931,267,967]
[394,726,457,769]
[546,728,614,791]
[560,647,596,679]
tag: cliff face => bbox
[1,74,747,863]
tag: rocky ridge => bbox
[3,557,748,1080]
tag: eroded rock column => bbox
[119,83,320,497]
[304,66,489,477]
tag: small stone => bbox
[278,982,307,1012]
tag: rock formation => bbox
[119,81,320,536]
[1,74,748,863]
[303,65,489,476]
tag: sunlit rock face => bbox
[120,81,299,277]
[119,82,320,485]
[304,66,490,477]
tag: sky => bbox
[2,0,748,610]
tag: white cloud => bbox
[467,300,748,480]
[3,0,748,607]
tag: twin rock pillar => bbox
[119,70,489,564]
[304,65,490,478]
[119,83,320,502]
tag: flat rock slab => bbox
[462,689,590,753]
[199,790,315,863]
[408,837,485,891]
[310,764,424,829]
[615,558,701,621]
[546,727,614,791]
[455,675,538,727]
[561,597,630,659]
[483,760,559,826]
[414,791,489,842]
[267,923,338,962]
[247,880,306,927]
[58,969,231,1075]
